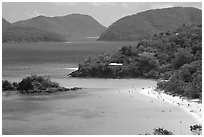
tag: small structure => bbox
[65,67,78,70]
[191,99,200,102]
[108,63,123,66]
[191,99,201,103]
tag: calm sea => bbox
[2,40,197,135]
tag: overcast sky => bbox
[2,2,202,27]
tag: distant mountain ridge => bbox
[2,14,106,43]
[98,7,202,41]
[14,14,106,38]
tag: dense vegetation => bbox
[2,18,66,43]
[142,127,174,135]
[190,124,202,135]
[152,128,174,135]
[141,125,202,135]
[2,75,81,94]
[70,23,202,99]
[2,80,15,91]
[98,7,201,41]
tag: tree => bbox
[2,80,14,90]
[172,48,194,69]
[190,125,202,135]
[138,53,159,76]
[153,128,174,135]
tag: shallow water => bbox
[2,79,198,135]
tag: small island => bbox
[2,74,81,94]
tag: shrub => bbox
[157,81,167,90]
[172,48,194,69]
[138,53,159,75]
[190,125,202,135]
[2,80,14,91]
[17,74,60,93]
[153,127,174,135]
[141,127,174,135]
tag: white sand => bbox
[139,87,202,124]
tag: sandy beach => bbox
[139,87,202,124]
[2,78,200,135]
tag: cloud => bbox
[109,14,126,24]
[89,2,117,6]
[24,10,44,18]
[150,3,174,9]
[121,3,129,9]
[90,2,100,6]
[6,13,16,23]
[52,2,76,6]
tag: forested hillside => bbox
[14,14,106,38]
[98,7,201,41]
[70,23,202,99]
[2,18,66,43]
[2,14,106,43]
[2,18,13,31]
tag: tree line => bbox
[70,23,202,99]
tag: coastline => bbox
[139,87,202,124]
[3,78,199,135]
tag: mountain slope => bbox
[2,18,12,31]
[14,14,106,38]
[2,18,66,43]
[70,23,202,99]
[98,7,202,41]
[2,26,66,43]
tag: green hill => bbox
[2,14,106,43]
[14,14,106,38]
[98,7,201,41]
[2,18,12,31]
[2,18,66,43]
[70,23,202,99]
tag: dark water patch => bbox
[3,41,137,66]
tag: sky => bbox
[2,2,202,27]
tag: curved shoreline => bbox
[139,87,202,124]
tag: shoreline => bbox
[139,87,202,124]
[3,78,199,135]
